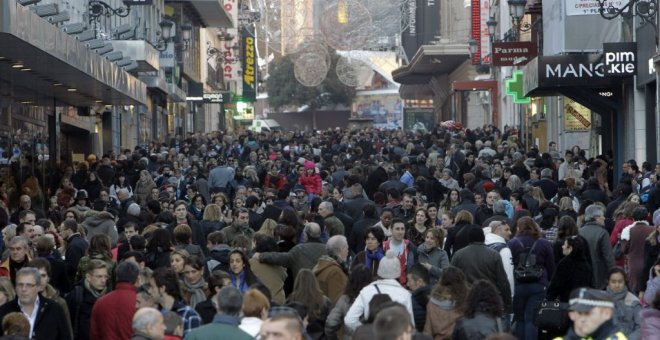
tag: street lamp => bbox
[181,24,192,50]
[88,0,130,22]
[508,0,527,25]
[149,19,174,51]
[487,16,497,37]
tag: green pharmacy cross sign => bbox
[506,70,531,104]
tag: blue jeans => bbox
[513,282,545,340]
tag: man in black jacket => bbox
[65,259,109,340]
[59,219,88,284]
[0,267,72,340]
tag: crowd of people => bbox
[0,125,658,339]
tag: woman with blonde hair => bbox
[0,277,15,307]
[76,234,116,289]
[170,248,189,278]
[256,218,277,238]
[134,169,156,205]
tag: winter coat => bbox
[444,221,481,259]
[423,298,463,340]
[0,295,72,340]
[641,308,660,339]
[579,222,616,288]
[300,173,322,195]
[82,211,118,247]
[312,255,348,304]
[416,243,449,283]
[546,251,593,302]
[325,294,353,340]
[344,279,414,331]
[412,285,432,332]
[90,282,137,340]
[249,257,287,305]
[608,290,641,336]
[641,240,660,293]
[383,240,417,285]
[450,243,512,311]
[452,312,508,340]
[508,235,556,286]
[258,241,327,279]
[133,179,156,205]
[220,224,255,245]
[65,284,103,340]
[351,250,381,278]
[622,222,654,294]
[65,233,88,283]
[645,275,660,306]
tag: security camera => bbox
[123,61,139,72]
[47,11,70,24]
[118,30,135,40]
[33,3,58,17]
[113,23,134,35]
[105,51,123,62]
[116,57,133,67]
[96,44,114,55]
[61,22,84,34]
[76,30,96,42]
[85,39,105,49]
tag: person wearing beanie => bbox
[344,249,414,332]
[450,227,512,313]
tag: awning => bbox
[168,83,187,102]
[392,44,470,85]
[522,55,621,113]
[0,0,147,106]
[167,0,233,28]
[139,75,169,94]
[392,44,470,99]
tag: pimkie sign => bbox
[603,42,636,76]
[492,42,537,66]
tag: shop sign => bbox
[242,27,257,102]
[603,43,636,76]
[536,54,621,87]
[564,98,592,131]
[492,42,537,66]
[159,43,175,68]
[203,92,230,103]
[565,0,628,16]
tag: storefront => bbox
[522,46,635,178]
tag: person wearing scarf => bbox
[181,256,209,309]
[605,267,641,336]
[65,259,109,340]
[351,226,386,278]
[228,249,259,294]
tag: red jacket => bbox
[90,282,136,340]
[299,173,322,195]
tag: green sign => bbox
[506,70,531,104]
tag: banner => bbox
[222,0,241,83]
[401,0,440,62]
[566,0,628,16]
[242,27,257,102]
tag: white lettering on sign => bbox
[408,0,416,36]
[545,63,604,78]
[604,51,635,75]
[494,47,530,54]
[650,58,656,74]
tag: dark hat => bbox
[75,190,88,200]
[569,288,614,312]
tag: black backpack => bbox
[513,239,544,283]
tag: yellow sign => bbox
[564,98,592,131]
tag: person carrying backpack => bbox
[507,216,555,340]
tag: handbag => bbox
[613,237,623,260]
[513,239,544,283]
[534,300,569,333]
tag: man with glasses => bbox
[0,267,71,340]
[579,204,615,289]
[65,259,108,340]
[0,236,31,284]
